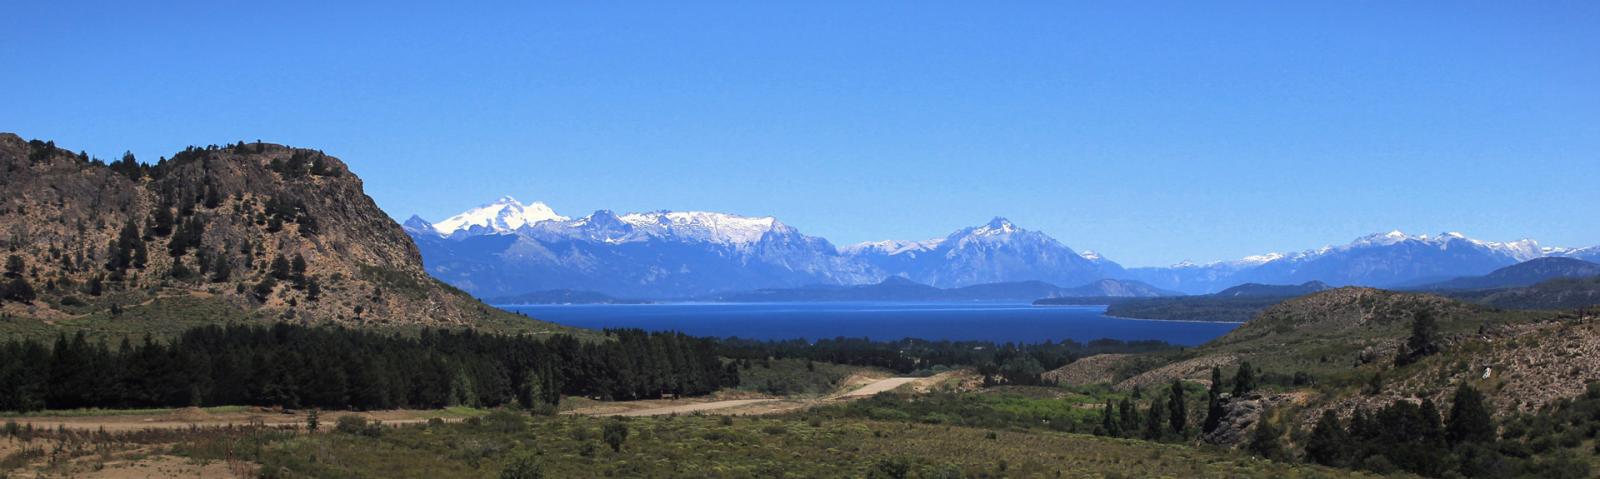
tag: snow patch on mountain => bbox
[616,211,779,245]
[840,239,944,256]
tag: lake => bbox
[499,302,1238,345]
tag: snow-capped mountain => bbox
[1545,245,1600,263]
[843,217,1124,288]
[426,196,568,238]
[406,200,1121,298]
[1122,230,1562,294]
[409,200,875,298]
[405,199,1599,300]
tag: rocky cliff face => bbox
[0,133,512,327]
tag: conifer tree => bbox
[1397,309,1440,365]
[1246,409,1285,461]
[1305,409,1350,467]
[1100,399,1121,436]
[290,254,308,288]
[1446,383,1495,445]
[1203,366,1226,433]
[1119,397,1139,436]
[1168,379,1187,436]
[269,256,291,281]
[1232,360,1256,397]
[1143,399,1165,441]
[210,254,231,282]
[3,255,22,278]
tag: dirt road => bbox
[567,376,921,417]
[838,377,918,397]
[1,376,937,430]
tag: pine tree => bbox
[3,255,22,278]
[1203,366,1225,433]
[1305,410,1350,467]
[1446,383,1495,445]
[210,254,231,282]
[1168,379,1187,436]
[106,219,145,273]
[1419,398,1445,446]
[203,185,222,209]
[1143,399,1165,441]
[150,205,175,237]
[1232,360,1256,397]
[269,256,291,281]
[1119,397,1139,436]
[290,254,308,288]
[252,277,277,303]
[1100,399,1121,436]
[2,277,35,303]
[1397,309,1440,366]
[1246,409,1285,461]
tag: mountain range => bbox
[406,196,1600,299]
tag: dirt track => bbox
[2,376,944,431]
[568,376,926,417]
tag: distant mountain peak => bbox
[430,195,567,237]
[972,217,1018,235]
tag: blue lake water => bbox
[499,302,1238,345]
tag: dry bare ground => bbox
[565,371,968,417]
[1041,353,1130,386]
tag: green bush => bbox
[334,415,382,437]
[603,420,629,452]
[483,408,527,433]
[500,454,544,479]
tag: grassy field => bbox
[237,413,1368,478]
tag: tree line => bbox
[0,324,735,413]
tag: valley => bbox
[4,133,1599,478]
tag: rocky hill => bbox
[0,133,565,334]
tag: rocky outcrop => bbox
[0,133,529,327]
[1200,392,1298,446]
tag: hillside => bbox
[1214,281,1332,298]
[1450,275,1600,310]
[1107,288,1591,421]
[1416,257,1600,291]
[1049,281,1330,322]
[0,133,571,338]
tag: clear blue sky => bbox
[4,1,1598,267]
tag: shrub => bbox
[483,408,527,433]
[603,420,630,452]
[868,457,911,479]
[334,415,382,437]
[499,454,544,479]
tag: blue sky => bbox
[3,1,1598,267]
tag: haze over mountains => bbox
[406,197,1600,299]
